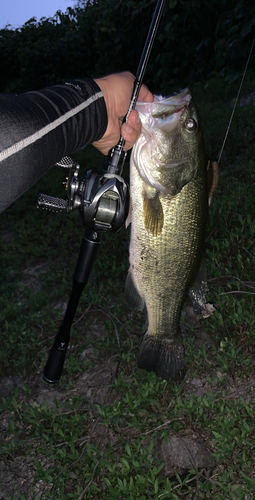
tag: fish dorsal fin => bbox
[143,191,164,236]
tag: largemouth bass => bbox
[125,89,208,381]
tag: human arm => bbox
[0,78,107,213]
[0,72,153,214]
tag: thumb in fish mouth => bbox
[143,191,164,236]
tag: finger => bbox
[127,110,141,132]
[121,113,141,151]
[138,84,154,103]
[121,123,138,151]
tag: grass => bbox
[0,71,255,499]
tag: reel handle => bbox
[37,193,69,212]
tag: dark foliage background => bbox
[0,0,254,94]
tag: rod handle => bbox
[43,346,67,383]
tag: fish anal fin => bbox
[143,191,164,236]
[125,270,145,311]
[188,256,208,315]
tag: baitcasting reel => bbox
[37,153,129,234]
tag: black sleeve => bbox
[0,78,108,213]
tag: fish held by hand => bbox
[125,89,208,381]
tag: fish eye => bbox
[185,118,197,133]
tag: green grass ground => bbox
[0,73,255,499]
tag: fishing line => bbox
[218,34,255,164]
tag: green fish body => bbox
[125,89,208,381]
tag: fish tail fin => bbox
[138,332,185,381]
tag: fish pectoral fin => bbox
[143,191,164,236]
[125,270,145,311]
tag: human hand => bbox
[93,72,154,155]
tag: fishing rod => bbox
[38,0,166,383]
[207,33,255,205]
[104,0,166,175]
[217,34,255,164]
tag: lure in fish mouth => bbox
[125,88,209,381]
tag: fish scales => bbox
[125,89,208,381]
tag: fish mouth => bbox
[132,88,194,193]
[153,88,191,112]
[136,88,192,118]
[136,89,192,138]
